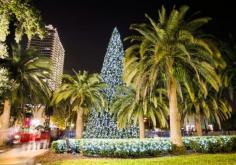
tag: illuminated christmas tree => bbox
[84,27,138,138]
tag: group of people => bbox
[6,126,50,150]
[20,128,50,150]
[6,122,75,151]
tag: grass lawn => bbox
[43,153,236,165]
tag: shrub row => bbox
[81,139,171,157]
[184,136,236,153]
[51,136,236,157]
[51,139,80,153]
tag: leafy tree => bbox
[124,6,221,149]
[0,46,51,144]
[0,0,45,145]
[111,86,168,138]
[3,46,51,104]
[0,0,44,43]
[0,0,45,100]
[0,68,10,95]
[51,71,107,139]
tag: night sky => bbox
[33,0,236,74]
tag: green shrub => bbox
[51,140,66,153]
[51,136,236,157]
[51,139,80,153]
[232,136,236,151]
[189,136,235,153]
[80,139,171,157]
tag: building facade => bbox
[27,25,65,90]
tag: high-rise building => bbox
[27,25,65,90]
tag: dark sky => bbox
[33,0,236,74]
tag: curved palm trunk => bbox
[76,109,83,139]
[0,99,11,145]
[169,79,183,147]
[195,105,202,136]
[139,114,145,139]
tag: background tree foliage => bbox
[0,0,45,43]
[124,5,224,148]
[0,0,46,145]
[52,71,107,138]
[0,0,45,94]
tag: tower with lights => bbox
[27,25,65,90]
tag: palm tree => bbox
[217,35,236,130]
[181,83,232,136]
[51,99,75,129]
[124,6,221,148]
[0,46,51,144]
[51,71,107,139]
[180,36,233,136]
[0,0,45,145]
[181,36,234,135]
[111,86,168,138]
[219,35,236,101]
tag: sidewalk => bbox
[0,146,48,165]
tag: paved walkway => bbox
[0,146,48,165]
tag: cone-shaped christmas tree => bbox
[84,27,139,138]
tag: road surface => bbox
[0,146,48,165]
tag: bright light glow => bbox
[208,124,213,131]
[14,135,20,139]
[50,124,57,128]
[186,124,195,131]
[31,119,40,127]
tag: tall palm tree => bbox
[180,36,232,136]
[124,6,221,148]
[0,0,45,145]
[51,71,107,139]
[182,35,234,135]
[10,46,51,105]
[0,46,51,144]
[181,83,232,136]
[111,86,168,138]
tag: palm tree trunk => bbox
[0,99,11,145]
[195,105,202,136]
[169,79,184,147]
[139,114,145,139]
[216,116,222,131]
[33,105,45,125]
[76,109,83,139]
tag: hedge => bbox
[51,136,236,157]
[51,139,80,153]
[81,139,171,157]
[187,136,236,153]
